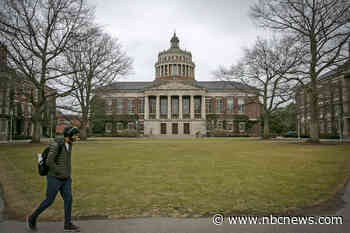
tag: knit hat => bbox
[64,126,79,139]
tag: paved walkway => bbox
[1,182,350,233]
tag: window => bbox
[128,99,135,114]
[0,90,3,104]
[194,97,201,114]
[128,122,135,130]
[227,121,233,130]
[160,97,168,115]
[172,123,178,134]
[105,123,112,133]
[184,123,190,135]
[117,122,124,131]
[138,98,144,113]
[206,98,212,113]
[171,97,179,115]
[28,104,32,114]
[139,121,144,132]
[116,99,124,113]
[238,98,245,113]
[216,98,223,113]
[161,123,167,135]
[0,119,7,133]
[149,97,156,114]
[239,122,246,132]
[227,97,234,113]
[182,96,190,114]
[107,99,112,108]
[172,65,177,76]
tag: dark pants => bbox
[31,176,72,225]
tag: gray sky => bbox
[88,0,264,82]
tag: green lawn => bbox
[0,138,349,220]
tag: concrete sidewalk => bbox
[1,181,350,233]
[0,215,349,233]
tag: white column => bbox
[145,95,149,120]
[190,95,195,119]
[179,95,183,120]
[156,95,160,119]
[202,95,206,120]
[168,95,171,119]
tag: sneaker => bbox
[26,215,37,232]
[64,222,80,232]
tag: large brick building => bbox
[296,61,350,139]
[93,33,261,137]
[0,43,56,141]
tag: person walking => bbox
[26,126,80,232]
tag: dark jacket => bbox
[47,137,72,179]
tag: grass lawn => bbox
[0,138,350,220]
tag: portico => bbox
[144,94,206,120]
[143,81,207,136]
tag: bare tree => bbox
[59,27,132,140]
[251,0,350,142]
[0,0,92,142]
[216,36,301,138]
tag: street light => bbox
[9,109,13,144]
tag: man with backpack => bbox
[26,126,80,232]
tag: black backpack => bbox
[38,143,63,176]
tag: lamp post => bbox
[297,118,301,143]
[9,109,13,144]
[338,115,343,144]
[337,105,343,144]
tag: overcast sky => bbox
[87,0,265,82]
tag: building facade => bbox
[94,34,261,137]
[296,62,350,139]
[0,43,56,141]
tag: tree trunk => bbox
[79,123,88,141]
[309,89,320,143]
[309,37,320,143]
[263,114,270,139]
[31,119,41,143]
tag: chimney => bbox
[0,42,8,68]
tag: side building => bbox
[92,33,261,137]
[0,43,56,141]
[295,61,350,139]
